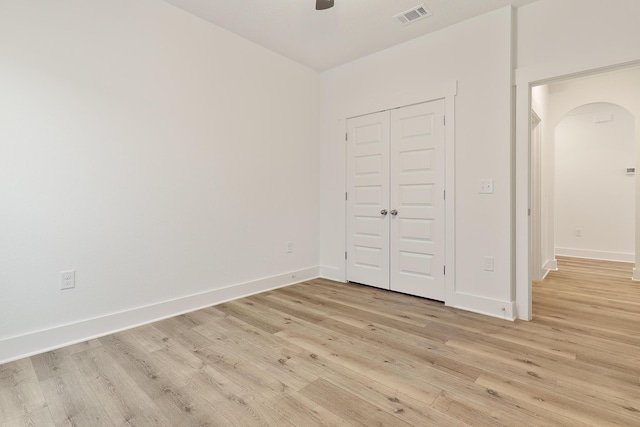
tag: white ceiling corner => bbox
[161,0,539,71]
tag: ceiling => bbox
[161,0,538,71]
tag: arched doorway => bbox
[553,102,635,263]
[521,65,640,320]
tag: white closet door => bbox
[346,111,390,289]
[389,100,446,301]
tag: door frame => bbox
[530,110,543,282]
[515,57,640,320]
[342,80,457,306]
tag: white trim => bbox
[453,292,515,321]
[444,88,457,307]
[0,266,319,365]
[530,111,543,282]
[515,79,533,320]
[540,269,550,281]
[543,259,558,271]
[633,268,640,282]
[516,56,640,321]
[342,80,457,122]
[555,248,635,263]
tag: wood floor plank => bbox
[211,395,297,427]
[39,366,113,426]
[286,348,467,427]
[262,391,350,427]
[1,256,639,426]
[476,372,638,427]
[0,359,47,423]
[0,407,54,427]
[99,334,187,402]
[71,346,171,426]
[151,383,230,426]
[554,378,640,421]
[300,378,412,427]
[274,328,446,404]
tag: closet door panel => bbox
[346,111,390,289]
[390,100,446,301]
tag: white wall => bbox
[515,0,640,318]
[517,0,640,70]
[319,7,515,318]
[0,0,320,362]
[555,103,635,261]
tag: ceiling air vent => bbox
[394,4,432,25]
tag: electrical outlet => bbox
[60,270,75,290]
[286,241,293,253]
[483,257,494,272]
[575,229,582,237]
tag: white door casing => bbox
[346,100,446,301]
[345,111,390,289]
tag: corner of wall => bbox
[319,266,345,283]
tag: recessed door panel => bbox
[399,184,434,206]
[401,114,433,138]
[398,251,434,278]
[353,246,383,269]
[355,216,383,238]
[355,154,382,176]
[354,186,382,206]
[399,149,434,173]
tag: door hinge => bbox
[345,251,348,260]
[443,190,446,200]
[528,208,531,216]
[444,265,446,275]
[443,115,446,125]
[345,192,348,201]
[345,132,348,141]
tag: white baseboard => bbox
[555,248,634,263]
[319,265,344,282]
[453,292,516,321]
[633,268,640,282]
[540,269,550,281]
[0,266,319,365]
[543,259,558,271]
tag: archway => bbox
[517,64,640,320]
[551,102,635,265]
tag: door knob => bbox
[390,209,398,216]
[380,209,388,216]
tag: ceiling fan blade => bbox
[316,0,334,10]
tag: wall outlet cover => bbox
[61,270,75,290]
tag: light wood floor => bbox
[1,257,639,426]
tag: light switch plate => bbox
[480,179,494,194]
